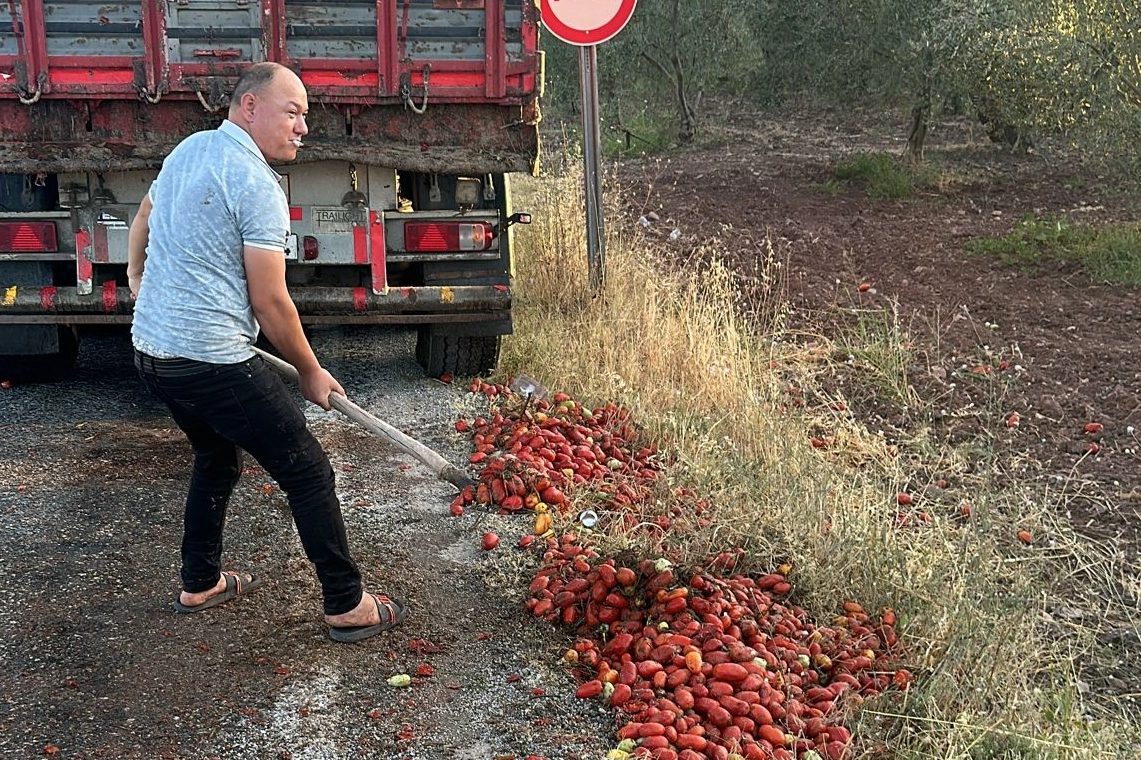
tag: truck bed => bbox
[0,0,541,174]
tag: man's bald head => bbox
[227,62,309,162]
[229,62,297,117]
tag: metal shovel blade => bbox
[509,373,548,401]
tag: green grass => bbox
[545,111,674,159]
[967,213,1141,284]
[601,112,674,157]
[834,152,931,198]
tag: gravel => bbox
[0,325,614,760]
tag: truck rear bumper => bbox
[0,284,511,325]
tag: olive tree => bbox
[752,0,1141,160]
[1044,0,1141,159]
[540,0,1141,161]
[750,0,1028,160]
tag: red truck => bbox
[0,0,541,379]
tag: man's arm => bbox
[127,193,153,299]
[244,246,345,410]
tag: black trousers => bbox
[135,349,363,615]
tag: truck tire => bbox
[415,329,500,378]
[0,326,79,383]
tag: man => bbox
[127,62,405,643]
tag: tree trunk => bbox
[907,45,934,166]
[640,50,699,143]
[669,0,696,141]
[672,51,697,142]
[907,103,928,165]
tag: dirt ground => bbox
[615,106,1141,702]
[618,106,1141,562]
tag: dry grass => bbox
[499,164,1141,759]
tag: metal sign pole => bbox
[579,44,605,293]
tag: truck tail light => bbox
[404,221,495,252]
[0,221,58,253]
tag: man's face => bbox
[244,71,308,163]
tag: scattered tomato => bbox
[480,532,499,551]
[575,679,603,698]
[456,381,908,760]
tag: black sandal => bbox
[328,593,407,643]
[173,571,263,614]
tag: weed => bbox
[812,179,847,195]
[834,152,930,198]
[505,159,1141,758]
[834,303,919,407]
[965,213,1079,269]
[966,213,1141,284]
[1076,223,1141,285]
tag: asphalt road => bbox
[0,326,611,760]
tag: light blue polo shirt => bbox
[131,119,290,363]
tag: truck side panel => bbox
[0,0,540,173]
[1,1,536,96]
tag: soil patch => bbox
[618,107,1141,560]
[615,105,1141,701]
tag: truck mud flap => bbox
[0,325,79,381]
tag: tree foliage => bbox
[541,0,764,146]
[538,0,1141,160]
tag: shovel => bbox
[251,346,475,490]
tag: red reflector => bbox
[404,221,494,252]
[0,221,58,253]
[303,235,319,261]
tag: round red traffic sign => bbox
[540,0,637,47]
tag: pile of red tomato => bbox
[455,379,911,760]
[450,380,661,516]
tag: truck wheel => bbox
[0,326,80,383]
[415,329,500,378]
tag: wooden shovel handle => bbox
[251,346,475,491]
